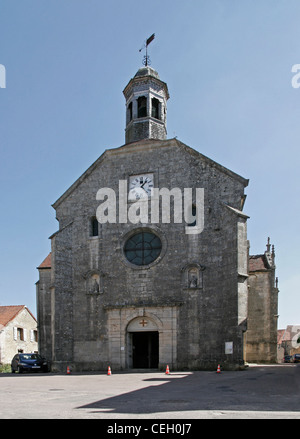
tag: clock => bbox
[128,173,154,201]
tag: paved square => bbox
[0,364,299,419]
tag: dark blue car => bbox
[11,353,48,373]
[293,354,300,363]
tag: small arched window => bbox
[90,217,99,237]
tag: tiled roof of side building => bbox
[249,254,268,272]
[37,252,51,269]
[0,305,27,327]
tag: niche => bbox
[182,264,205,290]
[83,271,103,295]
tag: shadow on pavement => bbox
[77,365,300,415]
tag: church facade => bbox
[37,66,250,372]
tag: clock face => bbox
[129,174,154,201]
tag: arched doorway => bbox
[126,317,159,369]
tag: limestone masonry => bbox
[36,65,278,372]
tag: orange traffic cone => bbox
[216,364,221,374]
[165,365,170,374]
[107,366,112,376]
[67,366,71,375]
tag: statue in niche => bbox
[92,278,99,294]
[182,263,205,289]
[188,268,198,288]
[87,273,101,294]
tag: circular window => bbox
[124,231,162,266]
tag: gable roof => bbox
[249,254,271,272]
[52,138,249,210]
[280,325,300,342]
[37,252,51,269]
[0,305,36,328]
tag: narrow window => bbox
[128,102,133,121]
[151,98,160,119]
[30,329,38,342]
[91,217,99,237]
[138,96,147,118]
[17,328,24,341]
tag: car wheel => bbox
[18,366,23,374]
[11,368,15,373]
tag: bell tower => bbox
[123,66,169,144]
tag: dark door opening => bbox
[132,331,159,368]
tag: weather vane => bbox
[139,33,155,66]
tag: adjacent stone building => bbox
[245,239,279,363]
[37,65,251,372]
[0,305,38,365]
[277,325,300,362]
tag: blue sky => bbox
[0,0,299,329]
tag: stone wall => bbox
[38,138,249,371]
[246,249,278,363]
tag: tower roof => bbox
[123,66,169,100]
[134,66,160,79]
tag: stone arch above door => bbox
[126,315,159,333]
[105,305,179,370]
